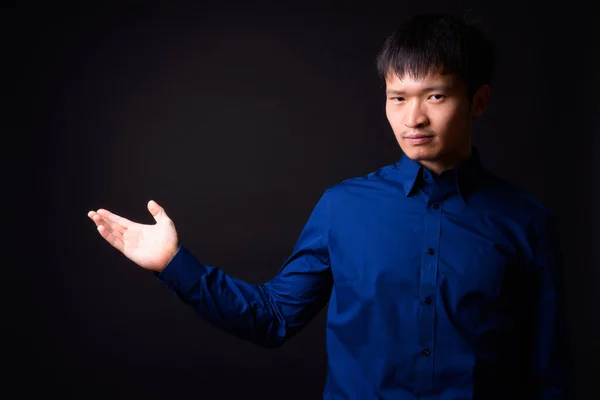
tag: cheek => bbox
[385,106,393,122]
[386,108,403,132]
[435,106,468,136]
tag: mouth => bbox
[404,135,434,145]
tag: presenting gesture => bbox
[87,200,180,272]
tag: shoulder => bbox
[323,162,403,201]
[478,169,556,230]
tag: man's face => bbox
[385,70,483,174]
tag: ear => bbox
[470,84,491,118]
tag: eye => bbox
[390,97,405,103]
[429,94,445,101]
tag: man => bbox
[88,13,571,399]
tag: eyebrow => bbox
[385,86,453,96]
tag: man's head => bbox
[376,14,495,174]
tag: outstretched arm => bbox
[89,193,333,348]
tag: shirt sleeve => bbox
[530,213,574,399]
[154,191,333,349]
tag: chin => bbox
[400,146,439,161]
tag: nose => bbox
[404,100,429,128]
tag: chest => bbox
[328,200,523,298]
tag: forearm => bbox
[154,192,333,348]
[155,245,290,348]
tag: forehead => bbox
[385,71,460,91]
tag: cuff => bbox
[153,244,209,297]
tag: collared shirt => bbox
[156,147,571,399]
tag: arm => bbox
[155,192,333,349]
[530,213,574,399]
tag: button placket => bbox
[417,192,442,393]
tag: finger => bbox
[90,213,126,236]
[97,225,125,252]
[96,209,134,228]
[88,210,102,221]
[89,211,126,235]
[147,200,168,223]
[96,223,125,242]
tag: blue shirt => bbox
[156,147,571,399]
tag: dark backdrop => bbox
[5,1,598,398]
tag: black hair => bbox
[376,13,495,100]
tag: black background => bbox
[5,1,599,398]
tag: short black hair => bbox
[376,13,495,100]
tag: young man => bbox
[88,13,571,399]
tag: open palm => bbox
[87,200,180,272]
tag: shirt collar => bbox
[393,146,484,203]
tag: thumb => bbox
[147,200,168,223]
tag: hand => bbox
[87,200,180,272]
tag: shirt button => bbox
[424,296,432,305]
[171,278,180,286]
[432,203,439,210]
[428,248,435,255]
[422,347,430,356]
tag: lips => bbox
[404,135,433,145]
